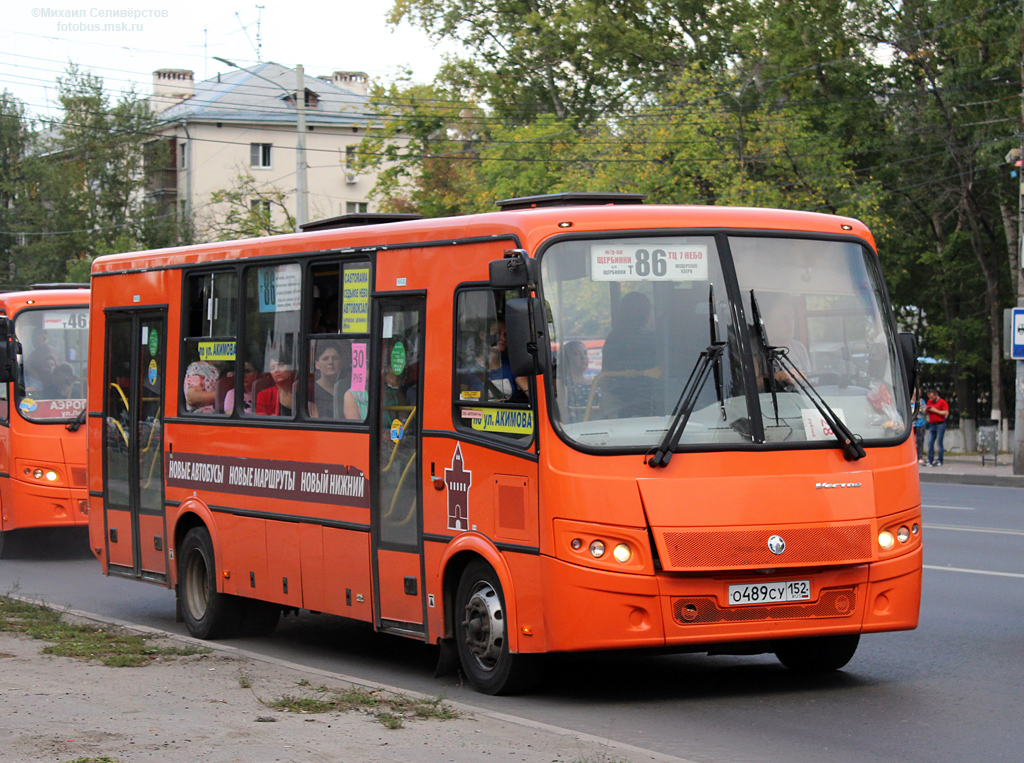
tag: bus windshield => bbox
[15,307,89,422]
[542,234,908,452]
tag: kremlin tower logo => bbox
[444,444,472,531]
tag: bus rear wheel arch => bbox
[454,559,542,695]
[178,526,241,639]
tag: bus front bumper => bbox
[534,548,921,654]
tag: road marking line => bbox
[924,565,1024,579]
[925,524,1024,536]
[923,505,976,511]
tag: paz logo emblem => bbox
[767,535,786,555]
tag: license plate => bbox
[727,579,811,606]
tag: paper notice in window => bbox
[801,408,846,441]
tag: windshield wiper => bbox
[66,408,87,432]
[750,290,865,462]
[708,285,726,422]
[648,285,726,468]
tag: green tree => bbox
[0,91,30,286]
[204,172,296,240]
[11,66,180,286]
[866,0,1019,418]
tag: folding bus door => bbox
[102,310,169,583]
[371,297,426,637]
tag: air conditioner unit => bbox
[345,173,358,184]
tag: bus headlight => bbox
[45,470,58,482]
[33,469,43,479]
[878,531,895,550]
[612,543,632,563]
[589,540,606,558]
[896,526,910,544]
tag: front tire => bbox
[454,560,541,695]
[774,634,860,672]
[178,527,240,639]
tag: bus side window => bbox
[244,264,300,417]
[181,271,238,415]
[453,287,533,443]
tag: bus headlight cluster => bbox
[879,524,917,551]
[24,467,59,482]
[571,537,633,564]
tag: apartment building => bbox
[149,64,381,239]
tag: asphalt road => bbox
[1,482,1021,763]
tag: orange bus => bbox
[86,194,921,694]
[0,286,89,557]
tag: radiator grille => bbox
[659,524,872,570]
[672,587,857,625]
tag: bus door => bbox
[371,298,425,636]
[101,310,168,583]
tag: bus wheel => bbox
[178,527,239,639]
[454,560,541,695]
[774,634,860,672]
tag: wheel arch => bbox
[171,497,222,590]
[437,534,521,654]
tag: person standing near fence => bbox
[912,391,927,464]
[924,388,949,466]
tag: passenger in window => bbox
[602,291,658,417]
[224,361,257,415]
[183,357,220,413]
[462,321,528,403]
[766,296,811,387]
[560,340,593,422]
[23,348,56,395]
[255,349,296,416]
[45,364,76,400]
[310,340,343,417]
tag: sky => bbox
[0,1,454,120]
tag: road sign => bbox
[1012,307,1024,360]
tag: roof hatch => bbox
[495,192,647,211]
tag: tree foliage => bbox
[2,66,180,288]
[205,172,297,240]
[372,0,1019,416]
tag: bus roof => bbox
[91,204,875,274]
[0,288,90,314]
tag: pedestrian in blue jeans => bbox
[924,388,949,466]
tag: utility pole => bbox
[295,64,308,229]
[212,57,309,229]
[1015,0,1024,475]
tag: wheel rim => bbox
[461,580,504,672]
[183,549,210,620]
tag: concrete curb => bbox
[918,471,1024,488]
[11,594,696,763]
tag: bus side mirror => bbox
[0,317,16,384]
[505,297,543,377]
[898,332,918,398]
[489,249,539,289]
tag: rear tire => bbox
[178,527,240,639]
[774,634,860,672]
[454,560,542,695]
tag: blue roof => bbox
[157,63,369,127]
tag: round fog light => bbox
[33,469,43,479]
[878,530,895,550]
[912,523,920,535]
[612,543,632,563]
[897,526,910,543]
[589,540,606,558]
[571,538,582,551]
